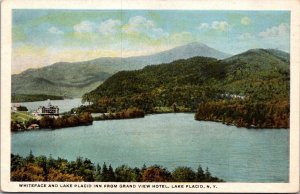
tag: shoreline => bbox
[11,111,288,132]
[93,110,289,129]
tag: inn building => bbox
[34,99,59,116]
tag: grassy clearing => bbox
[11,111,36,123]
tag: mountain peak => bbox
[183,42,207,47]
[224,47,289,71]
[175,42,215,51]
[231,48,289,63]
[153,42,231,60]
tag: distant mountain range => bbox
[12,42,231,97]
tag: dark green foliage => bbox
[25,118,39,128]
[35,155,48,176]
[195,165,205,181]
[94,164,102,181]
[14,106,28,111]
[11,153,223,182]
[82,49,289,128]
[82,57,228,112]
[11,154,25,172]
[172,166,196,182]
[74,158,95,181]
[195,99,289,128]
[25,150,35,163]
[115,165,140,182]
[107,165,116,181]
[39,116,54,128]
[71,104,107,114]
[94,107,145,120]
[11,118,40,132]
[12,94,64,103]
[101,163,109,182]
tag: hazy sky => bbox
[12,10,290,74]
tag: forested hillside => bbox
[81,49,289,128]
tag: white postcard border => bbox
[1,0,299,192]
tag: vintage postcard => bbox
[1,0,299,192]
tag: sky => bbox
[12,10,290,74]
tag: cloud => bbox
[197,23,209,30]
[259,23,289,38]
[73,21,95,33]
[99,19,121,35]
[149,28,169,39]
[197,21,229,32]
[212,21,229,31]
[123,16,153,34]
[169,31,196,45]
[122,16,168,40]
[123,16,154,34]
[238,32,255,40]
[48,26,64,35]
[241,17,252,25]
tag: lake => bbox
[11,109,289,182]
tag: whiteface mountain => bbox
[12,42,231,97]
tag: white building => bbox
[34,99,59,116]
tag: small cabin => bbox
[27,124,39,130]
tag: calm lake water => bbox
[12,111,289,182]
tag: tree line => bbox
[12,94,64,103]
[11,152,223,182]
[94,107,145,120]
[11,112,93,132]
[195,99,289,128]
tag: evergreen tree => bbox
[141,164,147,173]
[195,165,205,181]
[47,154,56,169]
[25,150,34,163]
[133,167,141,182]
[94,164,102,181]
[101,162,108,181]
[205,167,211,180]
[11,154,25,172]
[107,165,116,181]
[35,155,48,177]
